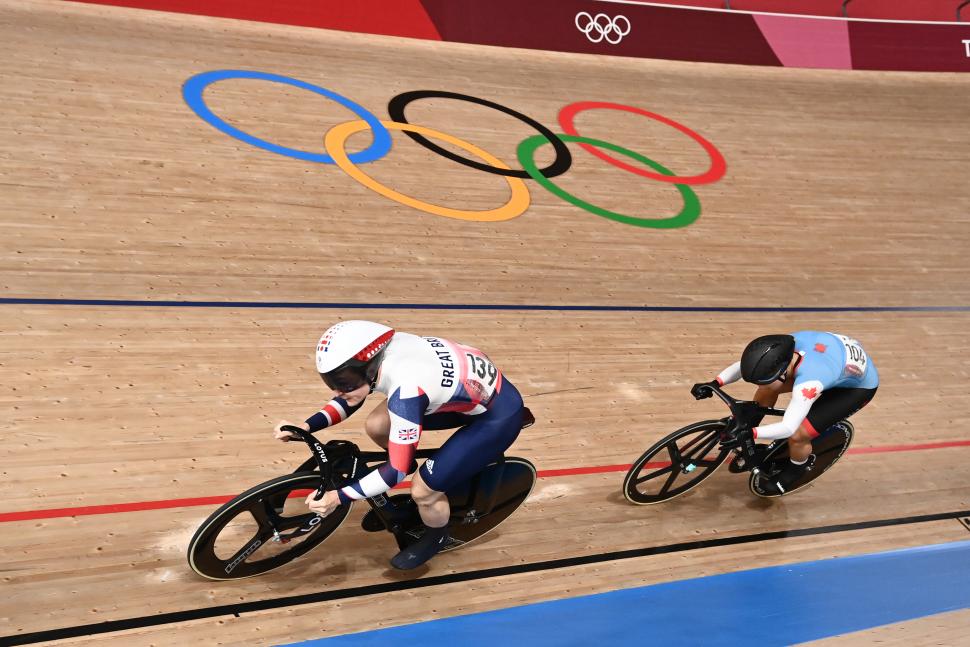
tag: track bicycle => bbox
[187,410,537,579]
[623,384,853,505]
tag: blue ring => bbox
[182,70,392,164]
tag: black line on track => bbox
[4,508,969,646]
[2,297,969,313]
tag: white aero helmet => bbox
[315,320,395,392]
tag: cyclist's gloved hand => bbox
[273,421,309,442]
[691,380,719,400]
[719,426,753,450]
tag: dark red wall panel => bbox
[847,0,961,22]
[850,22,970,71]
[420,0,781,66]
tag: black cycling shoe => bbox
[390,525,449,570]
[762,455,816,495]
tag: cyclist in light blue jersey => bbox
[692,331,878,494]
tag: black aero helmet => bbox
[740,334,795,385]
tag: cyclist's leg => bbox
[390,381,524,570]
[405,411,483,526]
[417,380,524,502]
[788,425,815,462]
[411,385,522,523]
[801,386,878,443]
[774,386,878,490]
[365,400,390,449]
[410,470,450,527]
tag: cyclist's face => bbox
[321,366,367,393]
[777,355,798,384]
[336,383,370,400]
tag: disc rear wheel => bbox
[750,421,855,498]
[444,457,536,550]
[378,457,538,554]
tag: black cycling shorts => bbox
[804,386,877,437]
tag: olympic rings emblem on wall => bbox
[182,70,726,229]
[575,12,631,45]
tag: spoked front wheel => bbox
[623,421,731,505]
[187,472,353,580]
[749,420,855,498]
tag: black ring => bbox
[387,90,572,179]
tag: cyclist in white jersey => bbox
[692,331,878,494]
[274,320,524,569]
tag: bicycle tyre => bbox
[623,421,731,505]
[749,421,855,498]
[187,472,353,580]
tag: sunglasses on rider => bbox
[321,366,368,393]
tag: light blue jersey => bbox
[791,331,879,391]
[715,330,879,441]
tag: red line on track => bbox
[3,439,969,523]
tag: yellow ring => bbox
[324,120,530,222]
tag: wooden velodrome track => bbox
[2,1,970,644]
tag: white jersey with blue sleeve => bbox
[334,332,503,503]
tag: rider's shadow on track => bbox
[373,529,507,579]
[314,508,509,580]
[605,479,782,515]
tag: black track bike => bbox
[623,385,854,505]
[187,410,537,579]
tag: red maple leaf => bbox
[814,343,827,353]
[801,387,819,400]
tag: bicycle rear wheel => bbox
[187,472,352,580]
[749,420,855,498]
[443,457,536,550]
[623,421,731,505]
[383,457,538,553]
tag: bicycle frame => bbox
[279,425,485,550]
[276,406,535,549]
[707,384,786,473]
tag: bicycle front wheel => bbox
[623,420,731,505]
[187,472,353,580]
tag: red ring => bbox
[558,101,726,185]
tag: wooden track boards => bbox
[1,1,969,644]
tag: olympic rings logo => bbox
[575,12,631,45]
[182,70,726,229]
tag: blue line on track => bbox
[283,540,970,646]
[1,298,968,313]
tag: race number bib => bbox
[457,343,500,403]
[835,334,867,378]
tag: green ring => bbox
[517,134,701,229]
